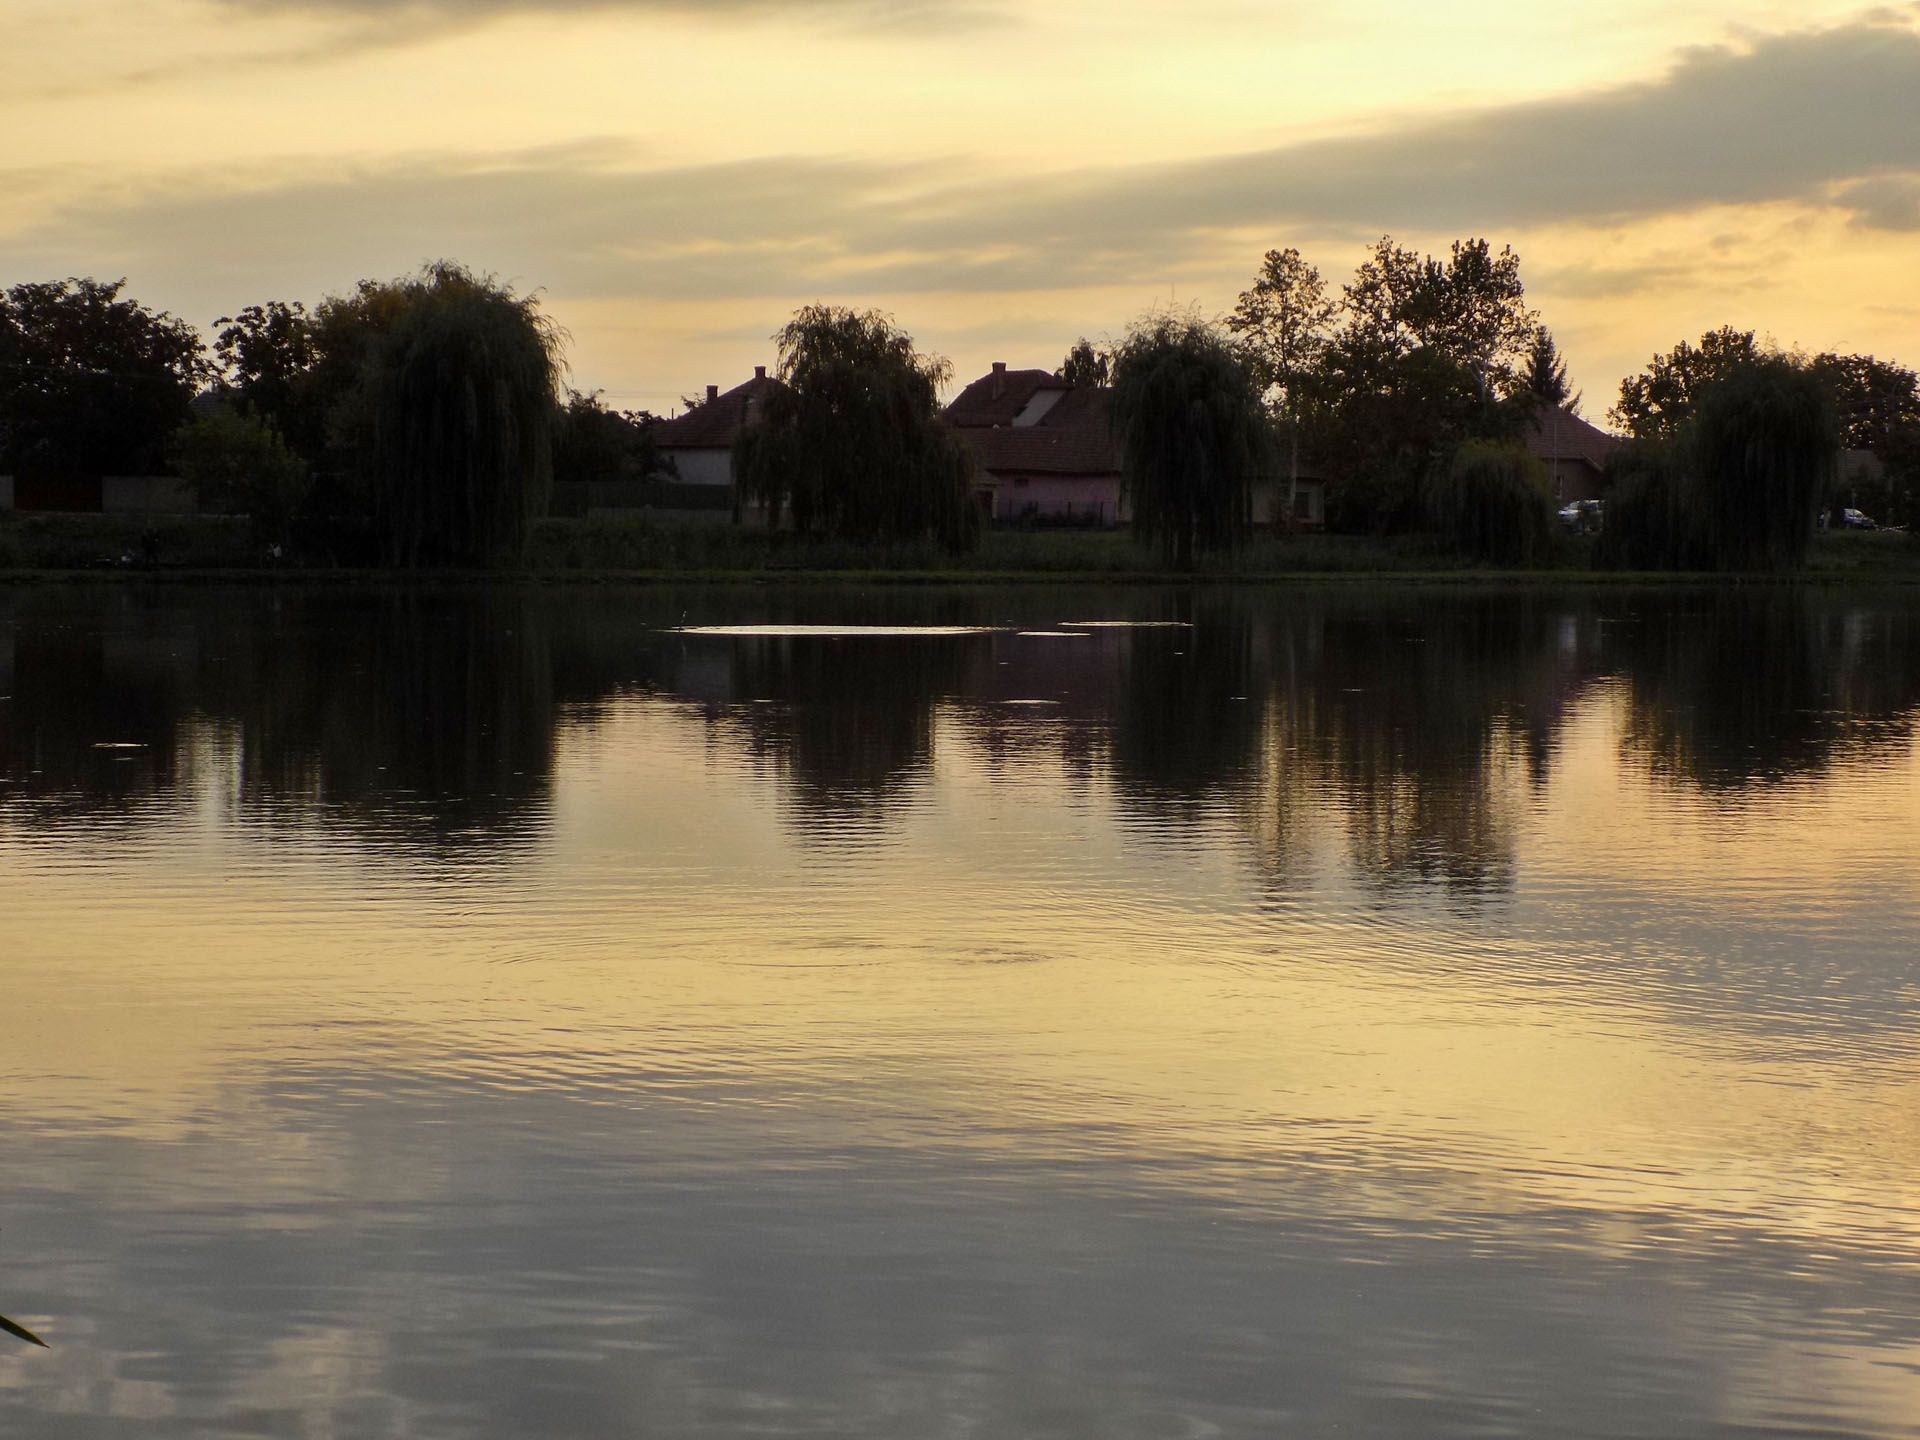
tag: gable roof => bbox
[652,372,784,450]
[944,367,1070,428]
[962,424,1120,478]
[1524,404,1620,471]
[957,383,1121,477]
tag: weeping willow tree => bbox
[363,263,565,567]
[1687,356,1838,571]
[733,305,977,551]
[1424,440,1555,565]
[1597,438,1701,571]
[1109,313,1275,567]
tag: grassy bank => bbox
[2,509,1916,583]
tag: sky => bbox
[3,0,1918,418]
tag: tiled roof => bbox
[962,424,1120,478]
[652,374,785,450]
[1524,404,1620,470]
[944,368,1070,428]
[943,370,1122,477]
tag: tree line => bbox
[3,245,1916,569]
[0,265,651,565]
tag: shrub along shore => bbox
[1,511,1913,585]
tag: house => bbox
[1253,454,1329,531]
[1524,404,1620,504]
[944,363,1123,525]
[650,366,782,492]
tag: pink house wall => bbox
[995,475,1124,524]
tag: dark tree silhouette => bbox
[1228,246,1337,521]
[733,305,976,550]
[1612,327,1760,439]
[1423,440,1556,565]
[1109,313,1275,567]
[0,277,208,479]
[1521,327,1579,411]
[1688,356,1838,571]
[1055,337,1112,387]
[362,263,564,567]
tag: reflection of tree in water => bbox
[208,590,558,853]
[1285,593,1601,898]
[0,593,188,822]
[683,632,980,831]
[0,589,559,857]
[1612,590,1920,790]
[1099,591,1607,900]
[1107,601,1265,818]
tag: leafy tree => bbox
[1597,439,1699,571]
[362,263,565,567]
[1688,356,1838,571]
[553,390,663,485]
[1055,337,1111,387]
[1601,358,1838,571]
[212,301,323,454]
[168,408,312,545]
[1611,327,1760,439]
[1299,236,1537,531]
[1417,239,1539,397]
[1520,327,1579,411]
[1807,352,1920,449]
[1423,441,1556,565]
[0,278,208,478]
[1227,246,1337,522]
[1305,337,1501,533]
[1108,312,1275,568]
[733,305,976,550]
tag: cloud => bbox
[7,11,1920,313]
[1834,173,1920,230]
[210,0,995,35]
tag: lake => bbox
[3,582,1918,1439]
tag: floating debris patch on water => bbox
[90,742,149,751]
[674,625,1000,638]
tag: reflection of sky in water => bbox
[2,586,1919,1438]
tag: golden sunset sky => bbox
[4,0,1917,416]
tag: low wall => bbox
[103,476,198,515]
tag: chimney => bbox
[754,365,767,381]
[991,360,1006,399]
[706,384,719,403]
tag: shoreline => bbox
[1,565,1916,589]
[3,514,1914,587]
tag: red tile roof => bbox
[652,374,785,450]
[1524,404,1620,471]
[944,368,1071,428]
[962,423,1120,478]
[945,370,1121,477]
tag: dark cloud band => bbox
[6,11,1918,310]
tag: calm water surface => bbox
[3,583,1919,1438]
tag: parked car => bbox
[1558,499,1604,533]
[1841,508,1878,530]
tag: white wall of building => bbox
[664,448,734,487]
